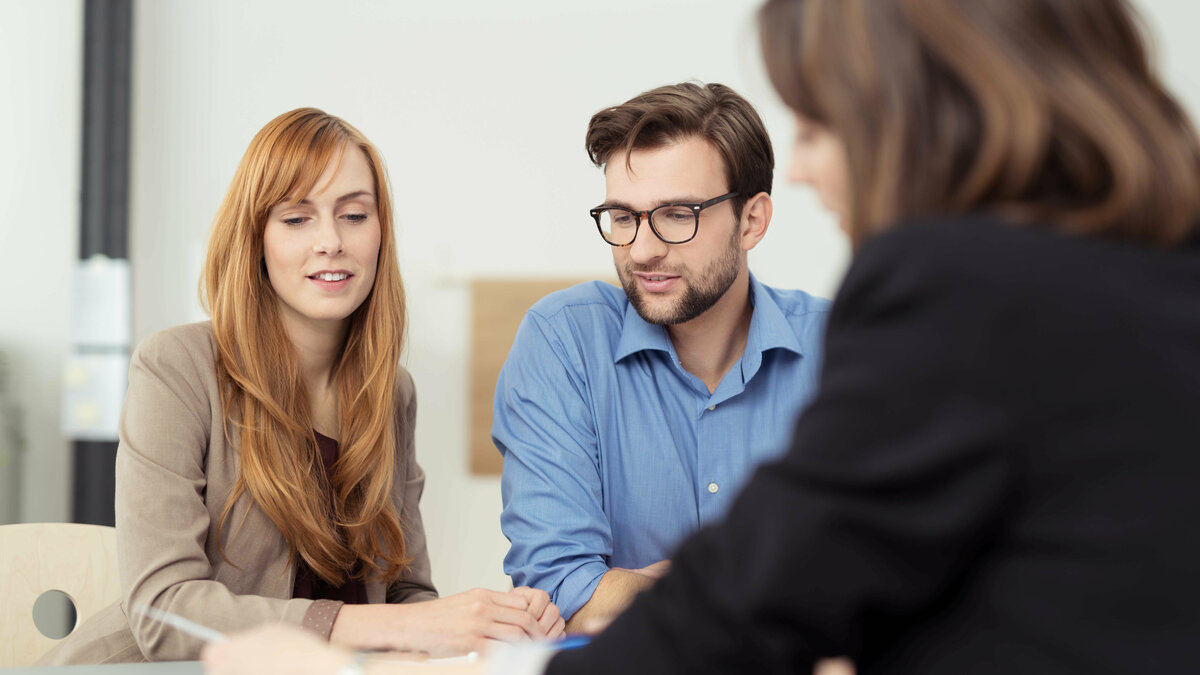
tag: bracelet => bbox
[336,650,369,675]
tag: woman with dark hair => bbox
[41,108,563,665]
[548,0,1200,671]
[204,1,1200,673]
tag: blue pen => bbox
[553,635,592,650]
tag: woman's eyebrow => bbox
[290,190,375,207]
[334,190,374,204]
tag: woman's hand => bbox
[202,624,351,675]
[332,587,565,657]
[510,586,566,640]
[202,624,487,675]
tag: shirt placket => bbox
[693,371,747,523]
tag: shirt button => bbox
[707,405,716,411]
[707,482,719,494]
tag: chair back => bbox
[0,522,121,667]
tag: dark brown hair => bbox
[585,82,774,217]
[760,0,1200,247]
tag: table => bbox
[5,661,202,675]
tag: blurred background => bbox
[1,0,1197,599]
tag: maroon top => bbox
[291,430,369,604]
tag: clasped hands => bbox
[329,586,563,657]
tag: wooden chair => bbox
[0,522,121,667]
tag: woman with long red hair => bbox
[42,108,563,665]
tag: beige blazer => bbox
[40,322,437,664]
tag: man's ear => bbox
[740,192,772,252]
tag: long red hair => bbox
[201,108,409,584]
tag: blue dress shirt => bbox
[494,274,830,619]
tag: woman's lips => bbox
[307,272,353,291]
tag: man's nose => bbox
[628,215,668,264]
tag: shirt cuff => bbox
[300,599,344,640]
[554,561,609,620]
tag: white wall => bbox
[4,0,1198,598]
[0,0,82,524]
[1139,1,1200,116]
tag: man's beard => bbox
[619,224,741,326]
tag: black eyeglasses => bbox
[589,192,738,247]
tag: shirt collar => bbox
[613,273,805,365]
[744,272,806,358]
[614,296,675,363]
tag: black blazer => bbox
[549,215,1200,674]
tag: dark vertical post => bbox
[73,0,133,527]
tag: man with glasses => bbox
[494,82,830,631]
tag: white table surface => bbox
[6,661,203,675]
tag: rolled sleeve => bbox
[550,561,609,620]
[494,312,612,619]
